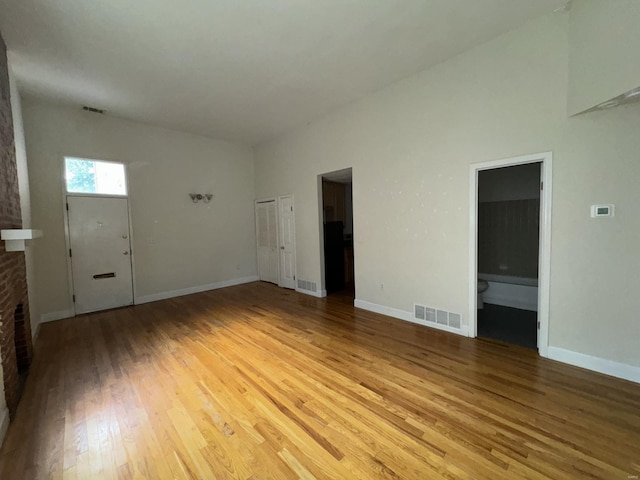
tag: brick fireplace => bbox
[0,33,33,416]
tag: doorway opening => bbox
[469,152,552,356]
[320,168,354,299]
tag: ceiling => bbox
[0,0,563,145]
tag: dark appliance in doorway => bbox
[324,221,344,293]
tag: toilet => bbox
[477,279,489,309]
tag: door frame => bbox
[277,194,297,289]
[468,151,552,357]
[317,168,354,298]
[60,156,136,316]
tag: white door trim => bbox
[468,151,553,357]
[60,156,136,316]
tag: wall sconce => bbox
[189,193,214,203]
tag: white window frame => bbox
[63,156,129,197]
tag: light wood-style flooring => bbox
[1,282,639,479]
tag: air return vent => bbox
[413,303,463,334]
[448,313,461,329]
[297,279,317,293]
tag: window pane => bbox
[65,158,127,195]
[65,158,97,193]
[94,161,126,195]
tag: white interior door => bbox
[278,195,296,289]
[255,200,279,284]
[67,196,134,314]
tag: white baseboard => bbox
[135,276,259,305]
[354,299,412,321]
[40,308,74,324]
[548,346,640,384]
[295,288,327,298]
[0,406,9,449]
[354,299,467,337]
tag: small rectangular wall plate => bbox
[590,204,615,218]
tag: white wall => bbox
[23,100,257,322]
[568,0,640,115]
[255,13,640,369]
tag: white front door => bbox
[255,200,279,284]
[67,196,134,314]
[278,195,296,289]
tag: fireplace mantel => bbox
[0,229,43,252]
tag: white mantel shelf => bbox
[1,229,43,252]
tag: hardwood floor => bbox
[1,282,639,479]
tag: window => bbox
[64,157,127,195]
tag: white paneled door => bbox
[255,200,279,284]
[278,195,296,289]
[67,196,134,314]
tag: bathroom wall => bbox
[478,163,541,279]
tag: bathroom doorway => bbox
[469,153,552,356]
[319,168,354,299]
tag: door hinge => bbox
[540,181,543,191]
[537,321,541,329]
[72,294,76,303]
[293,275,296,280]
[69,248,72,257]
[66,202,69,211]
[290,206,293,212]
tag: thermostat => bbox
[591,204,614,217]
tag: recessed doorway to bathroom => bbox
[319,168,354,299]
[470,152,552,355]
[477,162,540,348]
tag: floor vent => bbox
[414,303,462,332]
[297,279,317,292]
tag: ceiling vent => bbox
[82,106,105,114]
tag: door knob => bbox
[280,246,285,250]
[123,251,129,255]
[122,235,128,239]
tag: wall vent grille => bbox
[297,279,317,292]
[448,313,461,329]
[414,303,463,332]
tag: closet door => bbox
[278,195,296,289]
[255,200,279,284]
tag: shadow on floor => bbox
[478,303,537,349]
